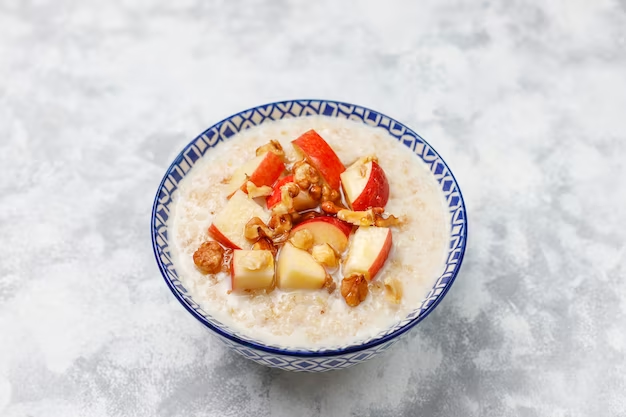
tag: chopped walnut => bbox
[321,184,341,203]
[252,237,278,257]
[256,140,285,160]
[246,181,273,198]
[384,277,403,304]
[309,185,322,200]
[337,208,404,227]
[268,213,293,235]
[289,229,314,251]
[323,273,337,294]
[293,160,320,190]
[341,274,369,307]
[193,241,224,274]
[311,243,338,268]
[245,217,274,241]
[375,214,404,227]
[321,201,343,214]
[337,208,376,226]
[271,182,300,215]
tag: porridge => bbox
[169,116,449,348]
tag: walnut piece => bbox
[193,241,224,274]
[323,273,337,294]
[337,207,405,228]
[293,160,321,190]
[256,140,285,160]
[321,201,343,214]
[268,213,293,235]
[311,243,338,268]
[375,214,404,227]
[309,185,322,200]
[321,184,341,203]
[246,181,273,198]
[245,217,274,241]
[271,182,300,215]
[341,274,369,307]
[337,208,376,226]
[384,276,403,304]
[289,229,314,251]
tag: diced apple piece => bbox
[289,216,352,253]
[276,242,327,290]
[209,190,270,249]
[225,151,285,197]
[230,250,275,291]
[340,157,389,211]
[246,181,273,199]
[343,226,392,281]
[266,175,318,211]
[292,130,345,190]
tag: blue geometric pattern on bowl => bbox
[151,100,468,372]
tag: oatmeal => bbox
[169,116,449,348]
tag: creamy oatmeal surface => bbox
[170,116,449,348]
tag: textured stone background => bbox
[1,0,626,416]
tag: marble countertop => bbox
[1,1,625,416]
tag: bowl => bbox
[151,100,467,372]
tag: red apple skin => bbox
[227,152,285,198]
[208,224,241,250]
[367,229,392,281]
[292,130,345,190]
[247,151,285,190]
[292,216,353,238]
[266,175,293,209]
[349,161,390,211]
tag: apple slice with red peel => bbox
[292,130,345,190]
[289,216,352,253]
[266,175,317,211]
[343,226,392,281]
[340,157,389,211]
[276,242,327,290]
[209,190,269,249]
[225,151,285,197]
[230,249,275,291]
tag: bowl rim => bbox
[151,99,468,357]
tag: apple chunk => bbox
[225,151,285,197]
[292,130,345,190]
[342,226,392,281]
[209,190,269,249]
[230,250,275,291]
[289,216,352,253]
[276,242,326,290]
[266,175,318,211]
[340,157,389,211]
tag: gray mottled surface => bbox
[1,0,625,416]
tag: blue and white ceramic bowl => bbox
[151,100,467,372]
